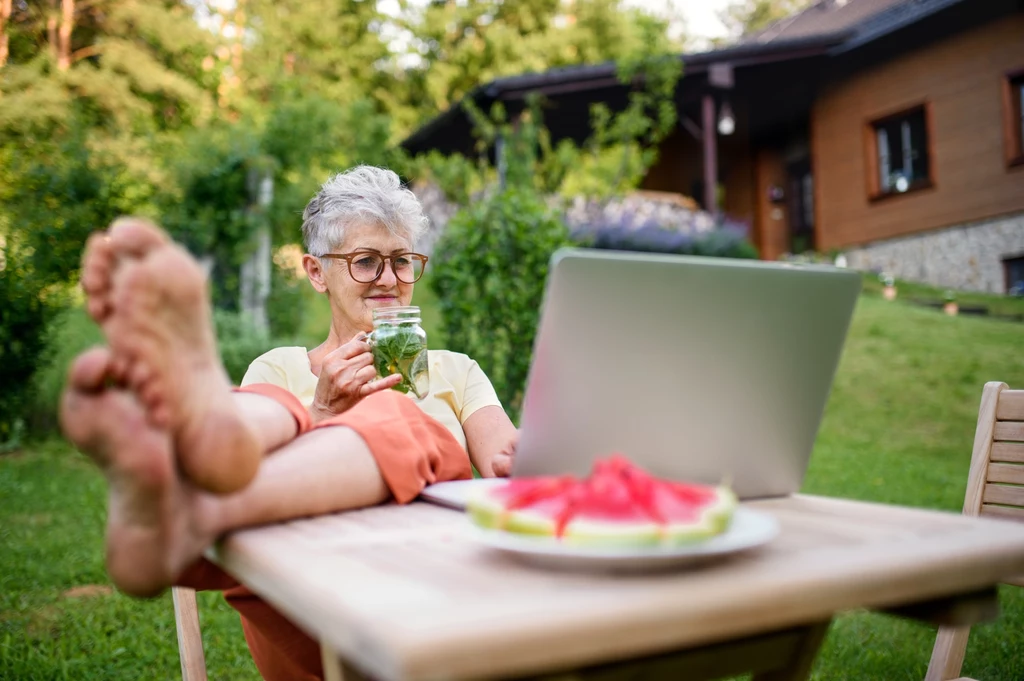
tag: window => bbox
[1003,71,1024,168]
[1005,255,1024,296]
[868,105,932,199]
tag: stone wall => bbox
[843,212,1024,294]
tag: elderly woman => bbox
[242,166,517,478]
[60,167,517,681]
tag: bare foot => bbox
[60,347,218,597]
[85,218,261,494]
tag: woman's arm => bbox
[462,405,518,477]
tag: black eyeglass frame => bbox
[318,251,429,284]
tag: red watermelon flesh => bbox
[467,455,737,547]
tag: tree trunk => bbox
[57,0,74,70]
[0,0,12,68]
[47,1,58,60]
[239,167,273,336]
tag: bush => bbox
[267,260,306,339]
[430,187,571,420]
[0,251,75,446]
[22,306,284,440]
[28,307,105,436]
[213,309,279,385]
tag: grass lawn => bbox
[3,281,1024,680]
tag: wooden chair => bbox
[925,382,1024,681]
[172,586,208,681]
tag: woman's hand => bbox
[309,333,402,423]
[490,429,519,478]
[463,406,519,477]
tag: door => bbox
[786,158,815,255]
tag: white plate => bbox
[469,507,779,573]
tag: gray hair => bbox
[301,165,428,256]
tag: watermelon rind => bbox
[661,487,738,545]
[467,481,739,549]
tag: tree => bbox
[0,0,11,67]
[381,0,682,138]
[0,0,214,136]
[718,0,813,38]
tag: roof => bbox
[400,0,992,154]
[743,0,910,45]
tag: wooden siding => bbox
[812,15,1024,251]
[754,149,791,261]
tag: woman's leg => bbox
[63,217,472,680]
[63,216,471,591]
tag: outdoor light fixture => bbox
[717,101,735,136]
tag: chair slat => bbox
[987,462,1024,485]
[991,442,1024,463]
[982,483,1024,507]
[994,422,1024,442]
[172,587,208,681]
[980,503,1024,521]
[996,390,1024,421]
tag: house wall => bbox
[811,14,1024,252]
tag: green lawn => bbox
[3,284,1024,680]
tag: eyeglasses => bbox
[318,251,428,284]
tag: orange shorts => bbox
[177,385,472,681]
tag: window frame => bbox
[1003,253,1024,295]
[1002,68,1024,169]
[863,102,936,203]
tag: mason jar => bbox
[367,306,430,400]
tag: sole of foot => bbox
[86,217,262,494]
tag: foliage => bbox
[718,0,814,39]
[386,0,682,137]
[267,259,307,339]
[0,244,66,446]
[212,309,276,385]
[3,128,159,290]
[20,306,280,440]
[0,126,148,444]
[430,186,571,419]
[27,307,105,437]
[0,0,214,137]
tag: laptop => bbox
[421,247,861,509]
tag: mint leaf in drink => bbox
[371,325,428,399]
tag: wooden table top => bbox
[210,494,1024,681]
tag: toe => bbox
[81,232,114,295]
[86,297,111,324]
[108,217,169,258]
[68,346,116,393]
[128,361,153,391]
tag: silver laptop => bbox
[421,248,861,508]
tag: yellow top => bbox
[241,347,502,452]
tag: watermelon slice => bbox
[467,455,737,548]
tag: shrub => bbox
[266,259,307,340]
[28,307,105,436]
[213,309,278,385]
[23,306,283,440]
[430,187,571,420]
[0,266,65,447]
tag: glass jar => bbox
[367,306,430,400]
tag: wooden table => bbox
[209,495,1024,681]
